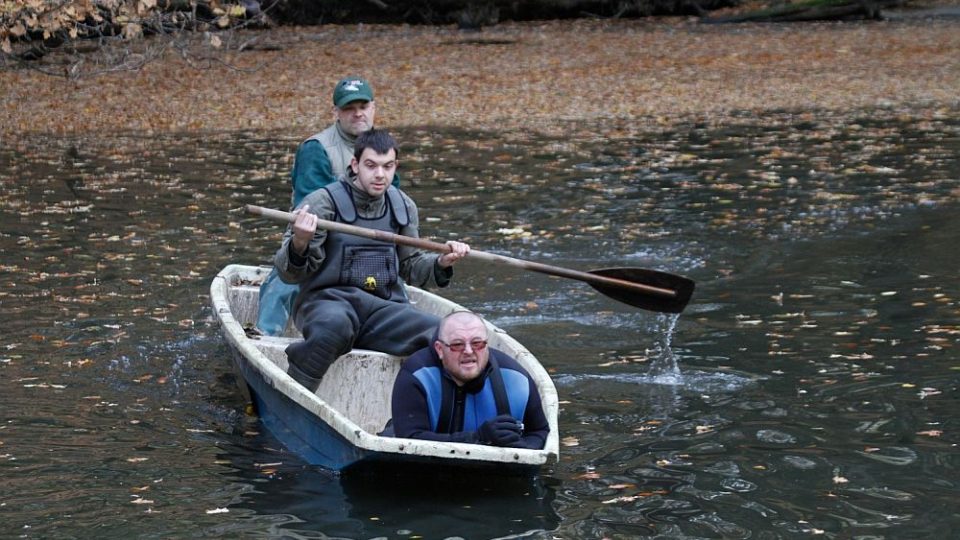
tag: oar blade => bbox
[587,267,696,313]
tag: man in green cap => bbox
[257,76,399,335]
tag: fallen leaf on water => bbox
[561,436,580,447]
[916,430,942,437]
[602,495,641,504]
[597,359,627,367]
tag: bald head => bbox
[439,311,487,342]
[435,311,490,386]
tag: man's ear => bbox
[433,341,444,358]
[350,157,359,175]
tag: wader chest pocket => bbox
[341,246,397,299]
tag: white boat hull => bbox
[210,264,560,472]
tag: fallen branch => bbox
[703,0,901,22]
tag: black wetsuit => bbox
[391,345,550,449]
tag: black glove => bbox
[477,414,522,446]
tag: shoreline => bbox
[1,17,958,139]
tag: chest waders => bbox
[298,181,410,301]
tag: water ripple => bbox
[554,369,757,394]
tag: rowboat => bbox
[210,264,560,473]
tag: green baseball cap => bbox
[333,77,374,108]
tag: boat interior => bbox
[227,281,403,435]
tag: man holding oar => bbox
[274,129,470,391]
[257,76,399,335]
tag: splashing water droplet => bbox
[648,313,682,385]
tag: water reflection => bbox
[218,443,560,539]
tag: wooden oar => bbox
[246,204,695,313]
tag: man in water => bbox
[390,311,549,449]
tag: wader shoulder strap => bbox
[323,181,356,223]
[386,186,410,227]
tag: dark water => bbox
[1,108,958,539]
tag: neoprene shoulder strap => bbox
[486,352,512,417]
[437,378,455,433]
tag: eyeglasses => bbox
[438,339,488,353]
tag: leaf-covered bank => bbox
[1,17,958,140]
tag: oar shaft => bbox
[248,204,449,252]
[246,204,676,299]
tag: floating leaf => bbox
[602,495,641,504]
